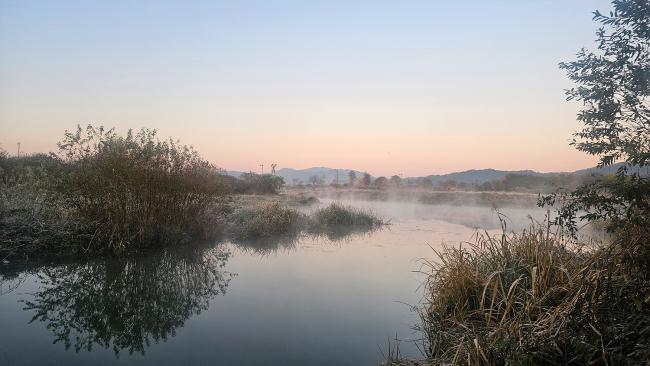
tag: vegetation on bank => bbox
[0,130,380,260]
[309,202,384,230]
[402,224,648,365]
[0,126,291,260]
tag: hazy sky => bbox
[1,0,611,176]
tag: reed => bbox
[414,222,650,365]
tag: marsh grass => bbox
[226,201,307,240]
[411,222,650,365]
[224,201,385,246]
[309,203,385,230]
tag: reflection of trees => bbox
[21,245,233,356]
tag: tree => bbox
[308,175,324,186]
[416,177,433,189]
[542,0,650,234]
[373,176,388,188]
[361,172,372,186]
[559,2,649,167]
[389,175,402,186]
[348,171,357,186]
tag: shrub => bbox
[231,172,284,194]
[417,223,650,365]
[55,125,229,252]
[226,201,306,240]
[309,203,384,229]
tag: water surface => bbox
[0,199,543,365]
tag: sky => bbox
[0,0,612,176]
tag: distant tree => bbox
[389,175,402,186]
[542,0,650,233]
[373,176,388,188]
[308,175,324,186]
[438,180,457,191]
[361,172,372,186]
[479,181,494,192]
[237,172,284,194]
[416,177,433,189]
[348,171,357,186]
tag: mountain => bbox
[224,163,647,186]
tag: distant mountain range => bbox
[226,163,648,185]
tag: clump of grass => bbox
[226,201,306,240]
[416,222,650,365]
[309,203,384,230]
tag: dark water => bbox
[0,200,544,366]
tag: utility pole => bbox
[17,142,20,158]
[259,164,264,174]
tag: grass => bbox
[309,202,384,229]
[397,221,650,365]
[224,201,386,246]
[226,201,307,240]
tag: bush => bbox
[226,201,306,240]
[231,172,284,194]
[309,203,384,229]
[54,125,229,252]
[416,223,650,365]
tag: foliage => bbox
[1,125,230,259]
[389,175,402,186]
[360,172,372,186]
[309,203,384,230]
[231,172,284,194]
[348,170,357,185]
[226,201,306,240]
[53,125,229,252]
[418,223,650,365]
[373,176,388,188]
[544,0,650,234]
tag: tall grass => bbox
[411,222,650,365]
[226,201,306,240]
[309,203,384,229]
[224,201,385,244]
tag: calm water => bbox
[0,199,543,365]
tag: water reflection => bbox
[19,244,233,357]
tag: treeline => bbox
[296,171,602,193]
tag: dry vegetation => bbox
[385,222,650,365]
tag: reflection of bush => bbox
[21,245,233,356]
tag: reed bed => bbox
[404,223,650,365]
